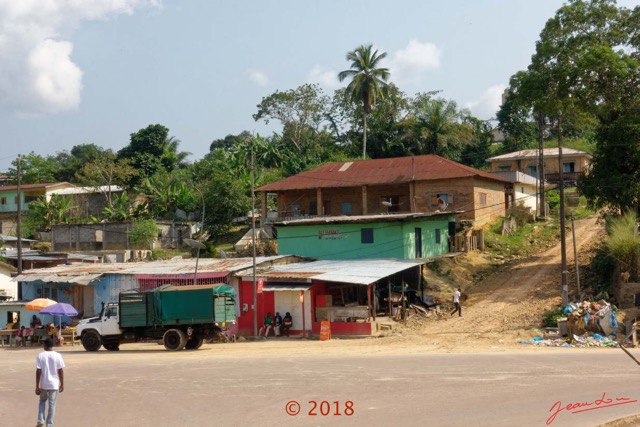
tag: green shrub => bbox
[542,306,565,328]
[546,189,560,210]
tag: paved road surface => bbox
[1,343,639,427]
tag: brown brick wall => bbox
[271,177,505,228]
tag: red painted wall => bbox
[238,280,274,337]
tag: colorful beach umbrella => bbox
[40,303,78,317]
[25,298,57,311]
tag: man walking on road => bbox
[35,337,65,427]
[450,287,462,317]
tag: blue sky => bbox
[1,0,639,172]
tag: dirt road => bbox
[414,215,604,350]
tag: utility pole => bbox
[558,117,568,307]
[16,154,23,299]
[571,213,581,299]
[250,137,258,338]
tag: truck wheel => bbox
[103,342,120,351]
[163,329,187,351]
[82,331,102,352]
[185,338,204,350]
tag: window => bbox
[498,165,512,172]
[361,228,374,244]
[24,196,38,203]
[341,202,352,215]
[0,197,6,205]
[435,229,441,244]
[309,200,317,216]
[479,192,488,207]
[415,228,422,258]
[528,165,538,178]
[563,162,575,173]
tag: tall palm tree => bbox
[338,44,390,159]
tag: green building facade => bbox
[275,213,454,260]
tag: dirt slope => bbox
[401,215,604,349]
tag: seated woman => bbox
[30,314,42,328]
[282,312,293,337]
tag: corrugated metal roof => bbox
[487,148,592,162]
[255,258,426,286]
[272,212,456,226]
[257,154,509,192]
[14,256,290,284]
[14,273,102,285]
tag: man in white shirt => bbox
[450,287,462,317]
[35,338,65,427]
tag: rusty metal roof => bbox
[0,182,73,192]
[257,154,509,192]
[14,256,291,284]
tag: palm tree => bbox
[338,44,390,159]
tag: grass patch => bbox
[485,217,560,258]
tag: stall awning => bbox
[262,284,313,292]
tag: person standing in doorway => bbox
[35,337,65,427]
[450,287,462,317]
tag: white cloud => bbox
[388,39,441,86]
[306,65,339,90]
[247,69,270,87]
[0,0,159,116]
[464,84,507,120]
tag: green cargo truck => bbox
[75,284,236,351]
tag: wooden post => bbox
[387,279,392,317]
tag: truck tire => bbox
[82,331,102,352]
[163,329,187,351]
[185,337,204,350]
[103,341,120,351]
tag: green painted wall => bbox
[277,215,453,260]
[0,190,21,213]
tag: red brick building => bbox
[257,154,510,229]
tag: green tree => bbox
[22,194,74,235]
[75,155,138,208]
[137,170,193,219]
[403,96,473,160]
[128,218,159,250]
[460,117,494,169]
[338,44,390,159]
[202,169,251,238]
[54,144,111,182]
[253,84,330,154]
[9,152,59,184]
[117,124,190,186]
[496,89,537,153]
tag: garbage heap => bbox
[563,299,619,337]
[517,299,631,348]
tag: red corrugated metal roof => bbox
[257,155,509,192]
